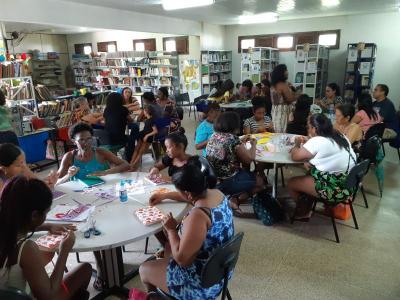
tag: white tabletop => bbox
[42,172,188,252]
[254,133,302,164]
[220,101,253,109]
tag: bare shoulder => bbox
[20,240,41,265]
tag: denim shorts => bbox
[217,170,256,196]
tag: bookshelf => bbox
[293,44,329,100]
[148,51,180,94]
[343,43,377,104]
[0,76,38,136]
[71,54,92,87]
[0,61,30,78]
[31,55,65,95]
[201,50,232,94]
[241,47,279,83]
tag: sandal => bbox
[155,248,165,259]
[229,198,256,218]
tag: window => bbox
[97,41,117,53]
[74,43,92,55]
[133,38,156,51]
[163,36,189,54]
[277,36,293,49]
[241,39,255,49]
[319,32,338,47]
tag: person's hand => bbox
[59,231,75,253]
[294,136,303,147]
[67,166,79,178]
[162,213,178,232]
[88,170,107,177]
[149,167,160,176]
[250,138,257,147]
[48,224,76,235]
[149,193,165,206]
[240,134,252,143]
[45,170,58,189]
[257,127,266,133]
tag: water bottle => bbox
[328,104,335,121]
[119,180,128,203]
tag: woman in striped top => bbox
[243,97,273,135]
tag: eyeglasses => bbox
[75,137,93,144]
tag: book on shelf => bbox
[344,90,354,99]
[296,49,305,62]
[361,47,373,58]
[359,62,371,75]
[347,48,358,62]
[201,54,209,64]
[347,63,356,72]
[295,72,304,84]
[361,75,370,86]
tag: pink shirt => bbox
[355,110,382,133]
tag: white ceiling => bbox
[58,0,400,25]
[3,21,101,35]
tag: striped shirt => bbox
[243,116,272,133]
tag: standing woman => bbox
[122,87,140,112]
[0,90,19,145]
[270,64,297,133]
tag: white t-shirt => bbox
[303,136,356,173]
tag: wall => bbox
[225,11,400,162]
[201,23,226,50]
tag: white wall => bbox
[201,23,226,50]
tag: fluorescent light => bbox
[239,12,279,24]
[277,0,295,12]
[162,0,214,10]
[321,0,340,7]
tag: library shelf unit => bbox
[201,50,232,94]
[343,43,377,104]
[293,44,329,100]
[241,47,279,83]
[31,57,65,94]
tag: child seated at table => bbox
[0,176,92,300]
[130,105,159,169]
[287,94,312,136]
[243,97,273,135]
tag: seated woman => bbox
[207,79,235,103]
[149,128,190,180]
[72,97,103,125]
[288,114,356,220]
[206,111,262,215]
[195,103,220,157]
[157,87,180,130]
[334,103,363,146]
[103,92,138,161]
[122,87,141,112]
[351,93,382,135]
[287,94,312,136]
[238,79,256,100]
[0,176,92,300]
[139,163,234,299]
[56,122,130,184]
[316,83,343,113]
[130,105,159,169]
[243,97,273,135]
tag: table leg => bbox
[272,163,278,199]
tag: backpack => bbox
[252,189,285,226]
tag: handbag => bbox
[252,189,284,226]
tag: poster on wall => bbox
[347,48,358,62]
[180,59,201,99]
[359,62,371,75]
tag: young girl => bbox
[130,105,158,169]
[0,176,92,299]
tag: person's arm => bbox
[195,125,210,150]
[290,138,314,161]
[163,210,209,267]
[347,124,363,144]
[278,83,297,103]
[149,191,188,206]
[55,152,76,185]
[89,148,130,176]
[20,232,75,300]
[351,114,362,125]
[149,157,168,175]
[144,125,158,143]
[236,138,256,165]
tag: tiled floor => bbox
[39,110,400,299]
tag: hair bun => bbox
[177,127,185,135]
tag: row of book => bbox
[38,100,73,118]
[0,62,29,78]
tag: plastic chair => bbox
[156,232,245,300]
[364,123,385,141]
[0,286,32,300]
[175,92,195,119]
[291,160,370,243]
[198,156,218,189]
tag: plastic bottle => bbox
[328,104,335,121]
[119,180,128,203]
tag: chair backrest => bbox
[175,93,190,106]
[365,123,385,141]
[0,286,32,300]
[360,135,382,163]
[201,232,244,288]
[92,128,110,146]
[345,159,370,190]
[198,156,218,189]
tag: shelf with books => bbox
[240,47,279,84]
[201,50,232,94]
[343,43,377,104]
[30,55,65,95]
[293,44,329,100]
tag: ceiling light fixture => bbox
[238,12,279,24]
[162,0,214,10]
[321,0,340,7]
[277,0,295,12]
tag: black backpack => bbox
[252,189,285,226]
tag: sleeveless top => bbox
[0,239,31,295]
[167,196,234,299]
[270,87,292,133]
[72,148,109,180]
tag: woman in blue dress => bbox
[140,163,234,299]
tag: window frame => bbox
[74,43,92,55]
[97,41,118,53]
[162,36,189,55]
[133,38,156,51]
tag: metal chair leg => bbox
[122,245,126,252]
[227,288,232,300]
[360,184,368,208]
[329,208,340,243]
[76,252,81,263]
[144,237,149,254]
[280,166,285,187]
[397,148,400,161]
[312,199,317,212]
[349,202,359,230]
[382,143,386,156]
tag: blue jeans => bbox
[217,170,256,196]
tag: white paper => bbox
[296,49,305,62]
[347,49,358,62]
[306,61,317,73]
[359,62,371,75]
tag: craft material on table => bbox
[151,187,172,195]
[145,174,169,185]
[35,233,67,250]
[135,206,165,225]
[52,190,66,200]
[46,204,95,222]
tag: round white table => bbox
[46,172,188,298]
[220,101,253,109]
[254,133,303,198]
